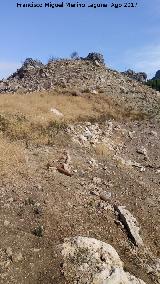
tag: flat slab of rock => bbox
[114,205,143,246]
[50,108,63,117]
[62,236,146,284]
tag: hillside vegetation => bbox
[146,79,160,92]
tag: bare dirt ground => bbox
[0,90,159,284]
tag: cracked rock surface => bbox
[62,236,146,284]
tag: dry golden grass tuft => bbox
[94,143,114,158]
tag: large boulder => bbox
[62,236,146,284]
[22,58,44,69]
[84,53,105,65]
[114,205,143,246]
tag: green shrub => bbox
[146,79,160,91]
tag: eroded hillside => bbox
[0,56,160,284]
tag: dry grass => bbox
[0,91,101,123]
[94,142,114,158]
[0,89,146,122]
[0,91,105,145]
[0,89,148,183]
[0,90,147,146]
[0,136,27,180]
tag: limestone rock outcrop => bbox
[62,236,146,284]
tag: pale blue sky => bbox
[0,0,160,79]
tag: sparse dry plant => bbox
[94,142,114,158]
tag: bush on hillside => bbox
[146,79,160,92]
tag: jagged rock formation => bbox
[122,69,147,83]
[62,236,146,284]
[0,53,106,93]
[152,70,160,80]
[84,52,105,65]
[0,53,149,95]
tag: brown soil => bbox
[0,115,159,283]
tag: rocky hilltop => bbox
[0,53,148,94]
[0,53,106,93]
[0,53,159,118]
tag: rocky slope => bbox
[0,53,151,94]
[0,53,160,118]
[0,53,106,93]
[0,54,159,284]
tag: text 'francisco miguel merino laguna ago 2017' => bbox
[16,2,138,9]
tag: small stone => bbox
[140,166,146,172]
[84,129,92,139]
[33,206,42,215]
[5,260,11,268]
[26,197,36,206]
[90,190,99,196]
[128,131,135,139]
[4,204,10,209]
[50,108,63,117]
[32,225,43,237]
[120,86,126,93]
[4,220,10,227]
[79,135,87,143]
[91,90,98,95]
[57,164,72,177]
[100,191,112,202]
[94,60,101,67]
[104,204,114,211]
[92,177,101,184]
[33,248,41,252]
[88,158,98,168]
[135,163,143,169]
[13,252,23,262]
[71,90,82,96]
[6,247,12,259]
[108,121,113,131]
[8,197,14,203]
[37,184,42,190]
[150,130,158,137]
[137,146,147,156]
